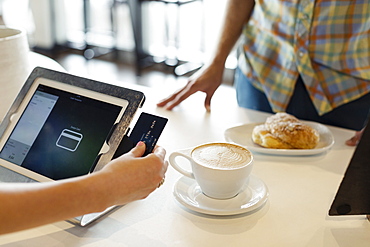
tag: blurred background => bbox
[0,0,236,88]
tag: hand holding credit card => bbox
[112,112,167,158]
[128,112,168,156]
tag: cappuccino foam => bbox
[192,143,251,169]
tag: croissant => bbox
[252,113,320,149]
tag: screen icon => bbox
[56,129,83,152]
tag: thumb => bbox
[130,141,146,157]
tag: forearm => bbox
[210,0,255,65]
[0,143,167,235]
[0,174,109,234]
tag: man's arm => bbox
[157,0,255,111]
[210,0,254,67]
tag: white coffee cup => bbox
[0,26,30,121]
[169,142,253,199]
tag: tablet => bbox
[0,67,145,225]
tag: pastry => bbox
[252,124,294,149]
[252,113,320,149]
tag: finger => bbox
[345,137,358,146]
[345,135,360,146]
[164,89,195,110]
[162,160,169,175]
[157,87,186,107]
[152,146,168,174]
[164,160,169,170]
[153,145,166,160]
[204,92,215,112]
[157,93,179,107]
[130,141,146,157]
[345,130,364,146]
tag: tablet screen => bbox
[0,84,124,180]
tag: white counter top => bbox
[0,79,369,246]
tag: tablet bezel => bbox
[0,67,145,182]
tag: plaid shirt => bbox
[238,0,370,115]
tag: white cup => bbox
[0,26,30,121]
[169,142,253,199]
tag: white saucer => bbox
[173,175,268,216]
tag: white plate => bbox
[173,175,268,216]
[224,122,334,156]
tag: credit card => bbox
[129,112,168,156]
